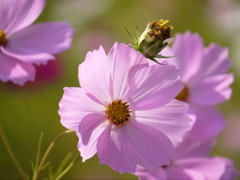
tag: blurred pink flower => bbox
[156,31,233,140]
[134,131,238,180]
[0,0,74,86]
[58,42,192,174]
[1,56,62,89]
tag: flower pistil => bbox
[106,99,132,126]
[175,85,189,101]
[147,19,173,42]
[0,30,7,46]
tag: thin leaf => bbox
[26,174,30,180]
[41,161,50,171]
[55,153,80,180]
[31,161,35,173]
[52,153,73,178]
[124,26,138,45]
[34,132,44,172]
[48,165,53,180]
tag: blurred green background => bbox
[1,0,239,179]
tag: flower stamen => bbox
[106,99,132,126]
[0,30,7,46]
[148,19,173,42]
[175,85,189,101]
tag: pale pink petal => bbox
[78,113,108,162]
[177,157,239,180]
[171,31,204,83]
[2,22,74,65]
[128,64,183,110]
[97,124,137,174]
[124,63,149,100]
[190,74,233,105]
[58,87,104,131]
[107,43,147,101]
[0,0,45,34]
[187,105,226,141]
[0,52,35,85]
[165,165,206,180]
[134,166,167,180]
[174,137,215,160]
[134,99,192,142]
[1,48,54,65]
[203,44,231,75]
[181,169,207,180]
[191,43,231,84]
[124,120,174,170]
[79,46,112,104]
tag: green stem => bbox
[0,124,27,180]
[32,130,75,180]
[55,153,80,180]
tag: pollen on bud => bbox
[138,19,174,58]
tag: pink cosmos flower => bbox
[156,31,234,141]
[0,0,74,86]
[134,129,239,180]
[58,42,192,174]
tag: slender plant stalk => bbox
[32,130,75,180]
[55,153,80,180]
[0,124,27,180]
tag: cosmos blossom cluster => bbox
[0,0,238,179]
[58,22,238,178]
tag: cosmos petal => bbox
[128,63,183,110]
[190,74,233,105]
[59,87,104,131]
[171,31,204,83]
[174,157,239,180]
[79,46,112,104]
[174,137,215,160]
[0,52,35,85]
[78,113,107,162]
[134,99,192,142]
[134,166,167,180]
[0,0,45,34]
[188,43,231,86]
[107,42,147,101]
[124,120,175,170]
[187,105,226,141]
[2,22,74,65]
[97,124,137,174]
[165,165,206,180]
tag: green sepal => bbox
[155,54,175,58]
[135,23,140,39]
[148,57,166,65]
[124,26,138,45]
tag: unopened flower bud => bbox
[138,19,174,58]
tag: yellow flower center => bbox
[148,19,173,41]
[175,85,189,102]
[106,99,132,126]
[0,30,7,46]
